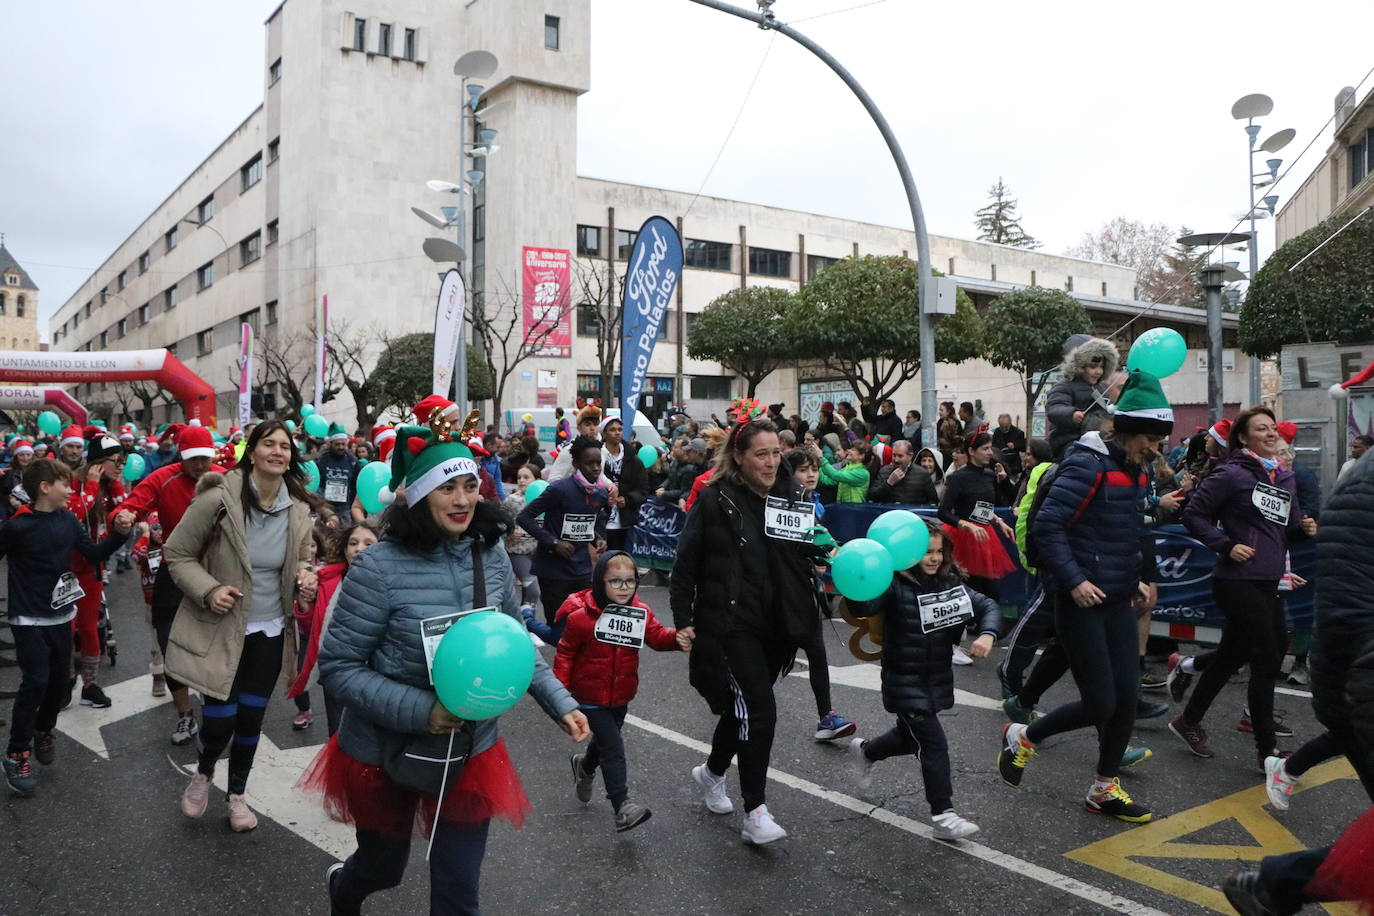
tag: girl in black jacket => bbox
[938,432,1017,598]
[847,520,999,840]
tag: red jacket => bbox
[684,467,714,511]
[120,461,226,538]
[288,562,347,698]
[552,589,678,707]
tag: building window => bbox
[690,375,733,400]
[266,300,279,325]
[577,302,602,336]
[1101,281,1109,296]
[241,154,263,192]
[3,273,15,286]
[72,311,79,328]
[241,308,261,333]
[269,57,282,84]
[576,225,602,257]
[268,137,280,163]
[353,17,367,51]
[16,295,24,318]
[687,239,733,272]
[378,22,392,55]
[806,254,838,278]
[240,232,262,267]
[138,303,149,325]
[165,286,178,310]
[1030,269,1037,286]
[545,15,560,50]
[1352,134,1369,189]
[748,246,791,278]
[197,330,213,355]
[266,220,279,246]
[0,293,5,315]
[197,262,214,290]
[616,229,637,260]
[100,330,108,348]
[117,318,127,339]
[403,28,417,61]
[165,225,178,251]
[948,257,955,274]
[198,195,214,222]
[990,264,998,282]
[100,286,110,304]
[139,250,150,274]
[1065,275,1074,292]
[84,300,92,317]
[117,270,127,291]
[1133,285,1140,299]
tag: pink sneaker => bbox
[227,794,258,832]
[292,710,313,730]
[181,773,211,818]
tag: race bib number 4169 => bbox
[764,496,815,542]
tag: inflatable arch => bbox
[0,386,88,425]
[0,349,216,426]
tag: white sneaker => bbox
[171,713,199,747]
[1264,755,1297,811]
[931,810,979,840]
[951,644,973,666]
[692,763,733,814]
[849,737,875,790]
[741,804,787,845]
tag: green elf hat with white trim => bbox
[1110,369,1174,437]
[379,395,480,506]
[327,422,349,442]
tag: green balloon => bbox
[303,459,321,493]
[866,510,931,571]
[523,479,548,503]
[831,537,895,601]
[121,453,146,482]
[1127,327,1187,378]
[432,610,535,719]
[636,443,658,468]
[284,419,297,432]
[37,411,61,436]
[304,414,329,438]
[301,404,316,417]
[356,460,391,514]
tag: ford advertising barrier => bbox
[628,500,1316,645]
[619,216,683,420]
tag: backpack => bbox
[1021,460,1103,570]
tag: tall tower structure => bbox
[0,240,40,350]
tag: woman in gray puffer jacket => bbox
[311,402,587,916]
[1045,335,1122,459]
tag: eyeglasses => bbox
[605,578,637,589]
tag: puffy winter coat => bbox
[1045,337,1120,460]
[517,475,609,581]
[317,531,578,766]
[850,571,1001,715]
[1181,452,1306,581]
[1031,432,1147,601]
[869,462,938,505]
[552,589,678,707]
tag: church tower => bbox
[0,240,40,350]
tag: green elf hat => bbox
[379,395,480,506]
[327,422,349,442]
[1110,369,1174,437]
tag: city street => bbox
[1,569,1363,916]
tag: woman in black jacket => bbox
[670,417,828,847]
[597,416,647,552]
[848,521,999,840]
[937,432,1016,599]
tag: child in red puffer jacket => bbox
[554,549,686,833]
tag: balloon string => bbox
[426,730,457,861]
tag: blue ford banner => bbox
[619,216,683,419]
[627,497,686,571]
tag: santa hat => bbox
[1276,421,1298,445]
[229,427,244,442]
[382,396,480,506]
[412,395,462,427]
[371,425,396,462]
[160,424,185,447]
[216,441,239,468]
[177,426,216,460]
[59,426,84,449]
[871,441,891,466]
[11,439,33,456]
[1110,370,1175,437]
[86,433,123,464]
[598,414,622,434]
[466,436,490,457]
[118,424,136,441]
[1208,419,1233,447]
[327,422,349,442]
[1330,358,1374,399]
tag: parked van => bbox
[501,407,663,453]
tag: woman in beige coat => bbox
[165,420,319,832]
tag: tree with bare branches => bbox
[326,318,386,432]
[256,325,341,418]
[468,274,577,423]
[573,260,623,406]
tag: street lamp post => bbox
[1200,264,1227,424]
[686,0,938,444]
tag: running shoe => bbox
[1002,696,1038,725]
[571,753,595,804]
[292,710,314,730]
[614,801,652,832]
[1140,665,1168,691]
[80,683,112,708]
[1285,664,1310,687]
[1263,755,1296,811]
[951,645,973,666]
[1120,746,1152,768]
[1222,871,1284,916]
[814,712,856,742]
[181,773,211,818]
[931,810,979,840]
[326,862,345,909]
[1168,714,1215,757]
[33,731,55,766]
[171,712,200,747]
[227,793,258,832]
[1084,778,1153,823]
[692,763,734,814]
[997,722,1036,787]
[1166,653,1193,704]
[1237,707,1294,738]
[4,750,36,796]
[740,804,787,845]
[849,737,875,790]
[1136,699,1170,720]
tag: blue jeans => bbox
[332,818,489,916]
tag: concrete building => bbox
[1276,84,1374,245]
[0,242,40,352]
[49,0,1245,436]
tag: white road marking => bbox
[627,713,1171,916]
[1275,686,1312,699]
[790,661,1004,711]
[56,675,171,759]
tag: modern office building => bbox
[49,0,1244,434]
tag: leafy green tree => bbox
[687,286,794,397]
[974,177,1040,249]
[369,333,493,420]
[1240,208,1374,356]
[981,288,1093,423]
[788,255,983,410]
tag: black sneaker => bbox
[1166,653,1193,704]
[33,732,55,766]
[1140,665,1168,691]
[570,753,594,804]
[1136,699,1170,720]
[1222,870,1283,916]
[1084,778,1153,823]
[996,722,1036,788]
[1238,706,1294,739]
[80,683,112,709]
[4,750,36,796]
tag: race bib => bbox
[419,607,497,684]
[917,585,974,635]
[1251,483,1291,525]
[764,496,815,542]
[593,603,647,649]
[561,513,597,542]
[51,572,86,610]
[324,478,348,503]
[147,549,162,573]
[969,501,995,525]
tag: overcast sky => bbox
[3,0,1371,339]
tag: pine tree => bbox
[974,177,1040,249]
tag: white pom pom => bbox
[187,418,202,426]
[378,486,396,506]
[1330,383,1350,399]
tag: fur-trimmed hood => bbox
[1059,335,1120,382]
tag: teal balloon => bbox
[432,610,536,719]
[1127,327,1187,378]
[356,460,390,514]
[866,510,931,571]
[304,414,329,438]
[284,419,297,432]
[303,459,321,493]
[121,453,146,482]
[92,419,107,428]
[300,404,316,417]
[523,479,548,503]
[831,537,895,601]
[636,443,658,468]
[37,411,61,436]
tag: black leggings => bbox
[1019,641,1071,709]
[797,624,833,719]
[198,631,283,795]
[1026,594,1138,778]
[706,630,788,812]
[581,705,629,810]
[863,711,953,815]
[150,566,186,694]
[1183,579,1285,753]
[1000,582,1052,696]
[1286,730,1344,778]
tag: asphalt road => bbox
[0,568,1365,916]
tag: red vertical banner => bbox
[522,246,572,358]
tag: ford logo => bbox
[1153,530,1216,587]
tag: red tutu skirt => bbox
[1310,805,1374,912]
[297,734,532,839]
[942,522,1017,579]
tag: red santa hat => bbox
[59,426,85,449]
[1276,421,1298,445]
[412,395,462,426]
[371,424,396,462]
[177,426,217,460]
[1207,419,1233,447]
[118,424,136,441]
[871,441,891,466]
[11,439,33,456]
[467,436,490,457]
[1330,358,1374,399]
[160,423,185,447]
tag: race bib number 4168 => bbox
[593,604,647,648]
